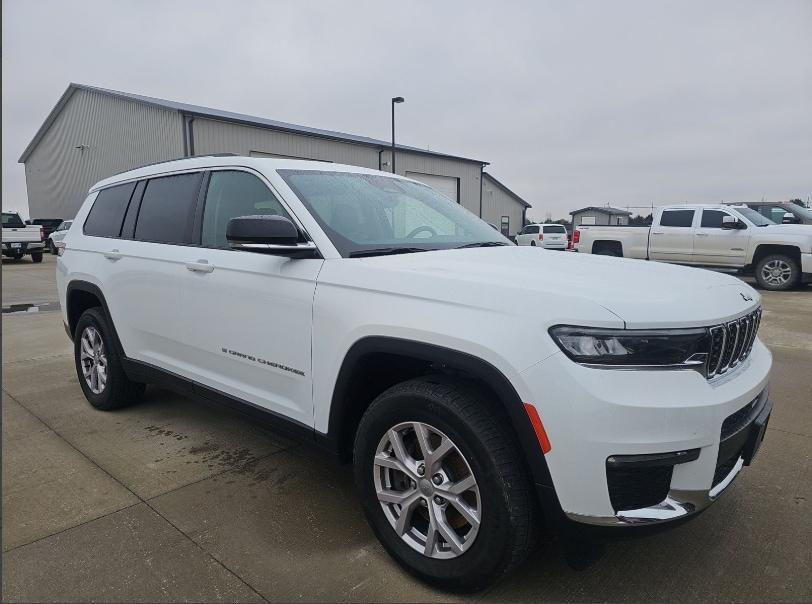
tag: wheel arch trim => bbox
[326,335,558,492]
[65,280,127,358]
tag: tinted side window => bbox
[660,210,695,227]
[84,182,136,237]
[700,210,730,228]
[134,173,203,244]
[202,171,293,248]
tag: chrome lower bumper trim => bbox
[566,456,744,527]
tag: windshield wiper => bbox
[455,241,510,249]
[349,247,431,258]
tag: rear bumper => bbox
[2,242,44,254]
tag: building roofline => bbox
[482,172,532,208]
[569,205,632,216]
[19,83,489,166]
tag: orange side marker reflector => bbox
[523,403,552,454]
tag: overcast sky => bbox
[3,0,811,220]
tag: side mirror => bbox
[24,219,31,225]
[782,212,800,224]
[226,215,318,258]
[721,215,744,230]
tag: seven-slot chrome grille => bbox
[706,308,762,379]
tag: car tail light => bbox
[573,229,581,244]
[538,233,544,241]
[56,242,66,257]
[40,227,45,241]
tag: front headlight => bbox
[548,325,710,370]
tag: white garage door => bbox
[405,172,459,203]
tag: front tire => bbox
[31,252,43,263]
[74,308,144,410]
[754,254,799,291]
[354,377,537,592]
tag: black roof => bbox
[569,206,632,216]
[19,83,488,165]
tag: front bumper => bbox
[520,339,772,526]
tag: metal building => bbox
[19,83,530,232]
[480,173,531,236]
[569,206,631,227]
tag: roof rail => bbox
[109,153,243,177]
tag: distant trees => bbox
[629,214,653,226]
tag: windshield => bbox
[2,212,25,228]
[278,170,511,257]
[735,207,775,226]
[787,202,812,220]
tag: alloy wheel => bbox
[79,326,107,394]
[761,259,792,286]
[373,421,481,559]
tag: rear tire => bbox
[754,254,799,291]
[48,240,57,254]
[354,376,538,592]
[31,252,43,263]
[530,240,537,247]
[74,308,145,410]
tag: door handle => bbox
[651,231,664,235]
[185,260,214,273]
[696,232,709,236]
[103,249,122,261]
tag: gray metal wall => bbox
[24,89,184,219]
[480,175,525,235]
[571,210,629,227]
[192,118,381,168]
[376,150,483,216]
[194,120,483,215]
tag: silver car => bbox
[47,220,72,253]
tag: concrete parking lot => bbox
[2,254,811,602]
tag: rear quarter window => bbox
[84,182,137,238]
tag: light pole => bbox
[391,96,404,174]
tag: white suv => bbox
[516,223,569,249]
[57,156,773,591]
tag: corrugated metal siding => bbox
[381,150,482,216]
[24,89,183,219]
[192,118,381,168]
[481,175,524,235]
[571,211,629,226]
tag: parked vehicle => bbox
[729,201,812,226]
[30,218,65,243]
[57,157,772,590]
[47,220,73,254]
[2,212,45,262]
[516,223,568,249]
[574,205,812,291]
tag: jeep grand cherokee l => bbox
[56,156,773,591]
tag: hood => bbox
[334,246,759,329]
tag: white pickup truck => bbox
[574,205,812,290]
[2,212,45,262]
